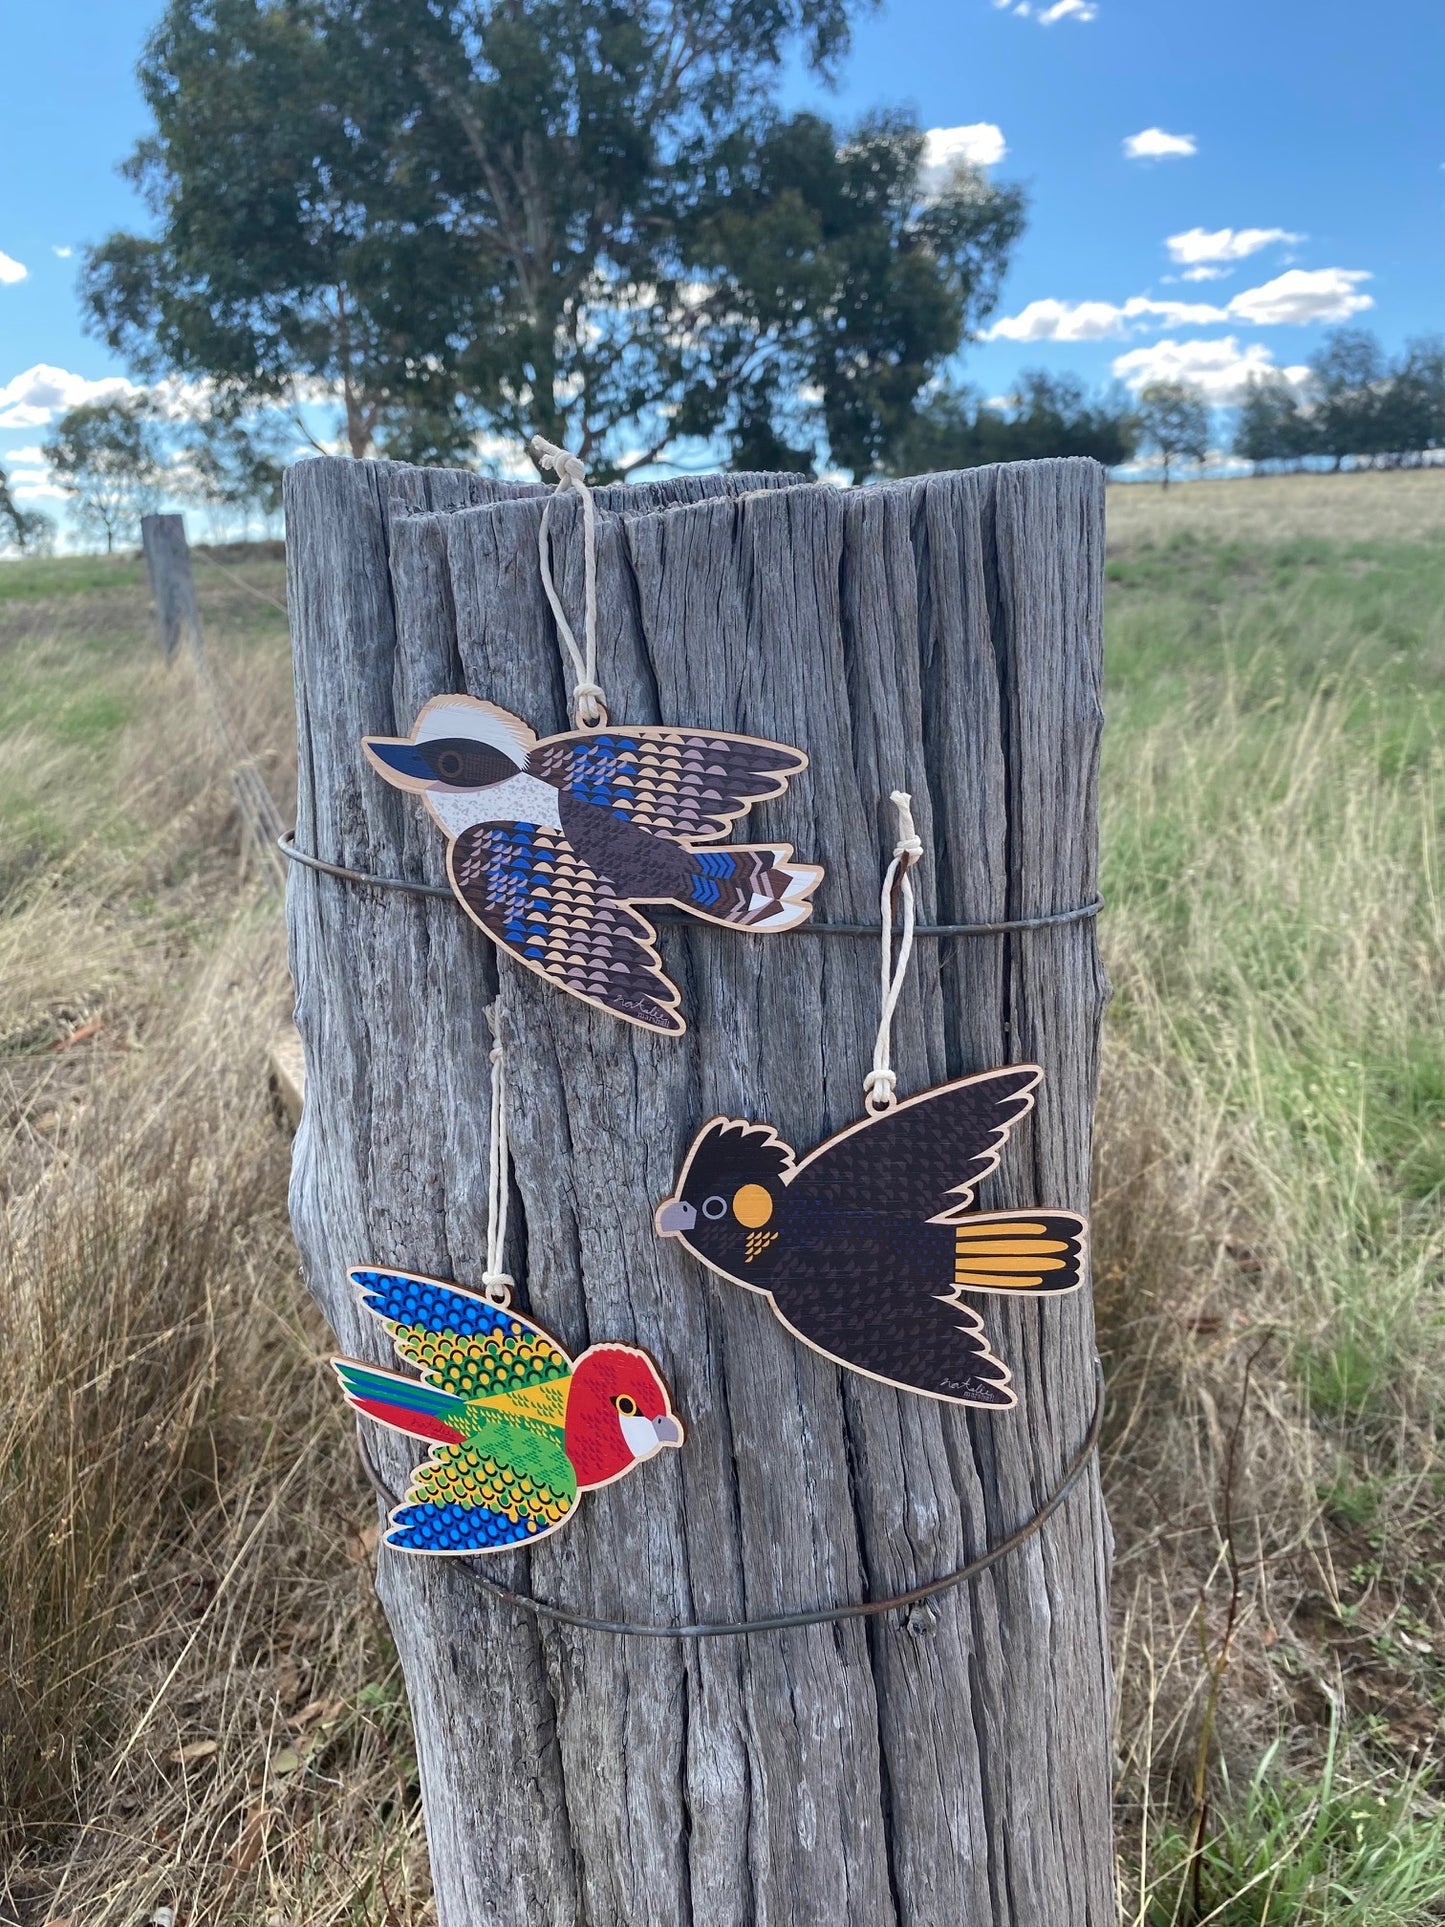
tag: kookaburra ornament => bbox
[364,696,822,1034]
[656,1066,1087,1408]
[334,1268,683,1553]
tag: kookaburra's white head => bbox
[362,695,562,836]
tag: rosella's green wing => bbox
[348,1269,579,1556]
[390,1413,580,1554]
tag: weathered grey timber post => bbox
[285,455,1113,1926]
[140,512,201,660]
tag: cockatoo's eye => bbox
[701,1195,728,1221]
[613,1393,639,1416]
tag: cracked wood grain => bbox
[285,455,1113,1927]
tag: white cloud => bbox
[1227,267,1372,326]
[985,265,1373,342]
[1167,225,1303,266]
[1180,266,1229,282]
[0,251,29,286]
[9,475,66,502]
[52,245,73,260]
[0,363,139,429]
[986,294,1228,341]
[995,0,1097,20]
[921,123,1007,191]
[1112,336,1310,402]
[1124,128,1197,161]
[1,442,62,500]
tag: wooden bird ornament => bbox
[334,1268,683,1554]
[364,695,822,1033]
[656,1066,1087,1408]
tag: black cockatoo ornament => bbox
[656,1065,1087,1407]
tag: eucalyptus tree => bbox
[83,0,1025,478]
[1136,380,1210,489]
[43,397,164,552]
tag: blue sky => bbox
[2,0,1441,521]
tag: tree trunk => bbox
[285,455,1114,1927]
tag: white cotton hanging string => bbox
[862,791,925,1116]
[531,434,607,730]
[482,1004,514,1306]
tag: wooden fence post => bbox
[140,512,201,660]
[284,456,1113,1926]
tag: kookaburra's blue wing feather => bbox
[528,728,807,846]
[448,820,685,1034]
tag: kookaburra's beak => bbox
[361,737,437,791]
[655,1198,695,1235]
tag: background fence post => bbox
[140,512,201,661]
[284,455,1114,1926]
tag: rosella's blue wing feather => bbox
[386,1495,558,1553]
[528,729,806,845]
[446,821,684,1034]
[349,1268,573,1389]
[352,1269,519,1344]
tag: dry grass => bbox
[0,564,427,1926]
[1,474,1442,1924]
[1108,467,1445,547]
[1098,490,1445,1923]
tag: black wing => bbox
[528,727,806,846]
[787,1067,1042,1221]
[770,1275,1015,1407]
[449,821,684,1034]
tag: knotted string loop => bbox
[863,791,925,1115]
[531,435,606,730]
[482,1005,514,1306]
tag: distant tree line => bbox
[883,371,1140,476]
[1235,329,1445,473]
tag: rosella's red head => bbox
[564,1346,684,1490]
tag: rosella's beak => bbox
[655,1198,696,1235]
[362,737,436,790]
[652,1414,684,1447]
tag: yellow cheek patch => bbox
[732,1183,774,1228]
[745,1230,779,1264]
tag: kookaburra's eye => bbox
[701,1195,728,1221]
[613,1393,639,1416]
[436,749,464,780]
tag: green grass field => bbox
[1,472,1441,1924]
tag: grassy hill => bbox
[2,469,1442,1924]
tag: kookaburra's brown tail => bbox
[679,844,823,931]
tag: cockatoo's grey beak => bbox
[655,1198,695,1235]
[652,1414,684,1447]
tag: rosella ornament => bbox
[656,1066,1087,1409]
[334,1268,683,1553]
[364,695,822,1034]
